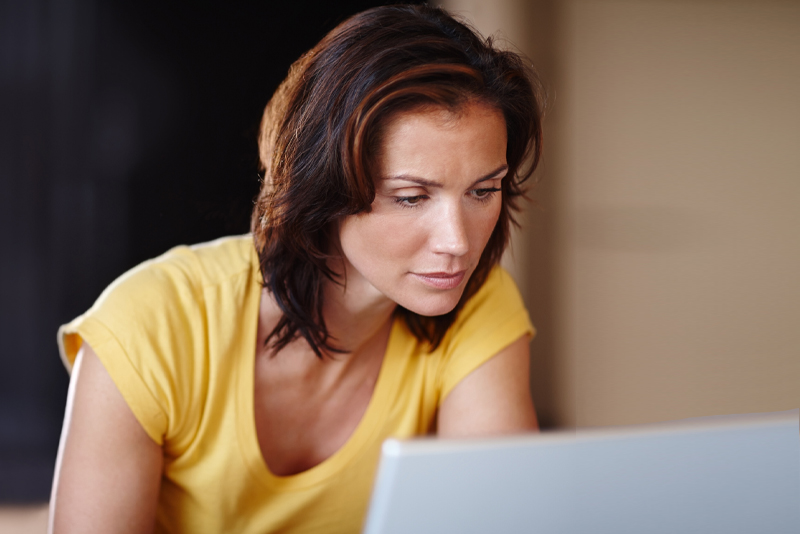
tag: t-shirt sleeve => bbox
[57,247,206,446]
[437,266,535,401]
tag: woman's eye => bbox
[471,187,502,201]
[394,195,426,208]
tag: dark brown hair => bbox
[252,4,544,357]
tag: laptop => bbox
[363,410,800,534]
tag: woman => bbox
[50,4,544,533]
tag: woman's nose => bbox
[431,204,469,257]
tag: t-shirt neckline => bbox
[236,246,403,492]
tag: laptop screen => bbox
[363,410,800,534]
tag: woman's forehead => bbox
[374,103,508,185]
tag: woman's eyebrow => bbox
[470,164,509,187]
[384,164,509,188]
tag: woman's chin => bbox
[398,291,463,317]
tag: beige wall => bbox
[442,0,800,428]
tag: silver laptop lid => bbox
[363,410,800,534]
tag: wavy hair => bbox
[252,4,545,357]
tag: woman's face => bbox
[338,102,507,316]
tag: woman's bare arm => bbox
[49,343,163,534]
[437,335,538,438]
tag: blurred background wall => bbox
[443,0,800,428]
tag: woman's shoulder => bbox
[183,234,257,286]
[394,266,533,361]
[123,234,255,289]
[434,265,534,386]
[455,265,529,330]
[58,234,257,367]
[96,234,255,305]
[394,265,534,406]
[57,234,259,445]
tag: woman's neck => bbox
[320,271,397,359]
[256,267,396,374]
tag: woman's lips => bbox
[411,270,466,290]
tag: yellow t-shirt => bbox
[57,235,534,534]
